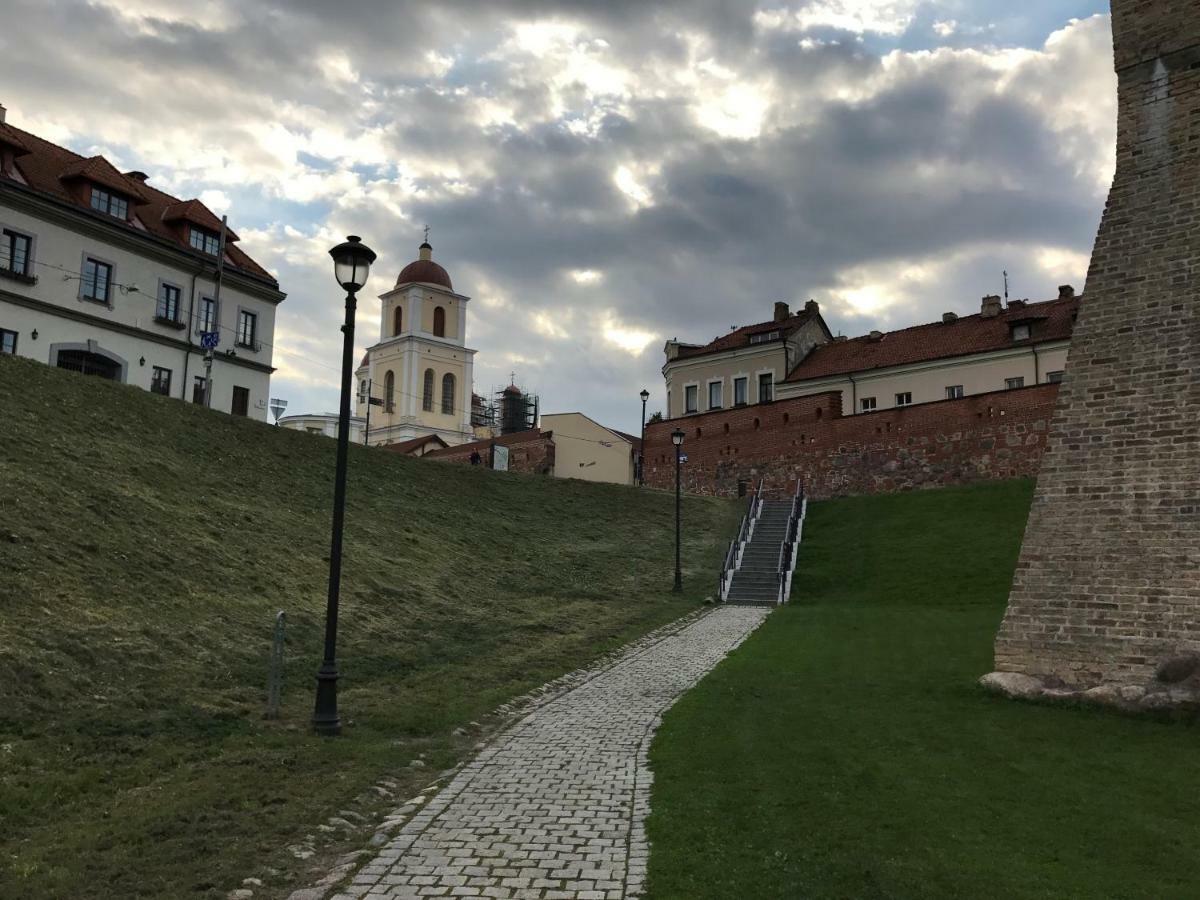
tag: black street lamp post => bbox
[313,235,377,737]
[639,388,650,486]
[672,427,685,592]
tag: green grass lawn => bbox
[646,480,1200,899]
[0,355,738,899]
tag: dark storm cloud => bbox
[0,0,1114,430]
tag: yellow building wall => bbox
[421,295,459,339]
[663,345,787,419]
[542,413,635,486]
[776,344,1071,412]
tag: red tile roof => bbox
[396,258,452,290]
[383,434,449,455]
[162,198,239,241]
[784,295,1080,383]
[673,306,822,361]
[0,122,275,285]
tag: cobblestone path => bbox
[332,606,769,900]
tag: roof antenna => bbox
[1003,270,1010,304]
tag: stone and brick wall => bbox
[642,384,1060,500]
[424,429,555,476]
[991,1,1200,690]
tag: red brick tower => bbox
[990,1,1200,695]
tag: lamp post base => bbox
[312,663,341,736]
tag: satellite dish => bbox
[269,398,288,424]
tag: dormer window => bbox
[1011,323,1031,341]
[749,330,780,345]
[189,227,221,256]
[89,187,128,220]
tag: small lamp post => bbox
[671,427,685,592]
[639,388,650,486]
[313,235,377,737]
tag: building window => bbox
[422,368,435,412]
[684,385,698,414]
[156,283,181,322]
[236,310,257,348]
[733,377,748,406]
[708,380,722,410]
[895,392,912,407]
[861,397,877,412]
[193,376,206,404]
[758,373,773,404]
[1,229,31,275]
[151,366,172,396]
[384,370,395,411]
[393,306,403,336]
[82,257,112,303]
[200,296,218,333]
[442,373,456,414]
[231,385,250,417]
[1011,323,1031,341]
[946,385,964,400]
[433,305,446,337]
[749,331,780,345]
[0,328,16,355]
[1046,370,1065,383]
[1005,377,1025,390]
[90,187,128,220]
[189,227,221,256]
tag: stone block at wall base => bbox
[979,655,1200,714]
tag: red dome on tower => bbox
[396,241,452,290]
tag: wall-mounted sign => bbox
[493,444,510,472]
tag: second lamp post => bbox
[672,427,685,591]
[638,388,650,486]
[313,235,377,737]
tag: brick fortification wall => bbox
[642,385,1060,500]
[425,430,555,475]
[991,1,1200,690]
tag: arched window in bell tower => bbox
[384,370,395,411]
[433,305,446,337]
[422,368,434,412]
[393,306,403,336]
[442,373,456,414]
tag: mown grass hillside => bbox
[646,481,1200,899]
[0,355,738,899]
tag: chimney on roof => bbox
[942,312,959,324]
[665,338,680,361]
[834,335,848,342]
[981,294,1003,318]
[0,103,6,124]
[804,299,819,314]
[1058,284,1076,300]
[774,301,790,322]
[868,330,884,342]
[125,170,148,183]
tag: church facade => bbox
[355,241,478,447]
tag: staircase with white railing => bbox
[720,481,806,606]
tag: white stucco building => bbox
[278,412,365,443]
[0,107,284,418]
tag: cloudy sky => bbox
[1,0,1115,432]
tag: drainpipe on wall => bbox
[1032,345,1040,385]
[848,372,857,413]
[181,265,201,400]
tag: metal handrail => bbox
[719,483,760,601]
[775,480,805,603]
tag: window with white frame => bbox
[89,187,128,220]
[749,330,780,345]
[1046,370,1065,383]
[733,376,748,406]
[189,227,220,256]
[156,283,181,322]
[199,296,218,333]
[861,396,877,412]
[1011,323,1031,341]
[1005,376,1025,390]
[0,328,17,355]
[758,373,773,403]
[946,384,964,400]
[236,309,258,348]
[684,384,698,414]
[1,229,31,275]
[82,257,112,303]
[895,392,912,407]
[708,380,722,410]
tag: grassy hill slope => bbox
[0,355,738,899]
